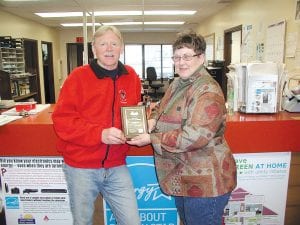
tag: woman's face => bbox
[173,47,205,79]
[92,30,124,70]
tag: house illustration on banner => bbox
[223,187,278,225]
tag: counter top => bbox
[0,104,299,156]
[225,111,300,153]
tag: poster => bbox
[0,157,72,225]
[224,152,291,225]
[265,20,286,63]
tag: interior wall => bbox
[0,10,61,103]
[196,0,300,72]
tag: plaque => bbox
[121,106,148,140]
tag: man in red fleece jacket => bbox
[52,25,141,225]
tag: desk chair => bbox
[146,67,164,100]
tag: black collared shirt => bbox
[89,59,129,80]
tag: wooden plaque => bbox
[121,106,148,140]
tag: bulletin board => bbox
[264,20,286,63]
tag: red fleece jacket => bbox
[52,63,141,168]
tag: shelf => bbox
[0,47,25,74]
[10,73,34,80]
[0,38,40,103]
[0,70,38,103]
[13,92,37,101]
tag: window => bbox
[144,45,162,79]
[123,44,173,80]
[162,45,173,79]
[123,45,143,77]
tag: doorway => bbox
[223,25,242,97]
[224,25,242,72]
[23,39,41,103]
[41,41,55,103]
[67,43,93,74]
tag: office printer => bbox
[281,73,300,112]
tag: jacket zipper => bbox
[101,78,116,167]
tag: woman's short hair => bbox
[173,30,206,55]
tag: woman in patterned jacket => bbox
[128,30,237,225]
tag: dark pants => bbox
[175,192,231,225]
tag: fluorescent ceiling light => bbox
[4,0,42,1]
[144,21,184,25]
[144,10,196,15]
[36,10,196,18]
[36,11,141,18]
[102,22,143,26]
[61,21,183,27]
[36,12,83,17]
[94,11,142,16]
[61,23,101,27]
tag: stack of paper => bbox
[1,104,50,116]
[0,115,22,126]
[0,100,15,109]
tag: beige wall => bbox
[1,0,300,102]
[196,0,300,71]
[0,10,60,103]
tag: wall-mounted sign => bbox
[76,37,83,43]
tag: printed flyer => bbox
[0,157,72,225]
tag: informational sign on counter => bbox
[0,157,72,225]
[0,152,291,225]
[224,152,291,225]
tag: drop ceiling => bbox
[0,0,232,32]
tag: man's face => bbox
[92,30,123,70]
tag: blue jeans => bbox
[175,192,230,225]
[63,164,140,225]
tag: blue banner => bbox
[103,156,179,225]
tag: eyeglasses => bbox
[171,53,201,62]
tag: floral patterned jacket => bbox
[149,65,237,197]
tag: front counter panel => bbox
[0,105,299,225]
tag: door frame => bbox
[223,24,242,73]
[23,38,41,103]
[41,41,55,103]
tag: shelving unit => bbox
[0,71,38,102]
[0,47,25,74]
[0,37,40,102]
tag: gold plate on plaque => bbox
[121,106,148,140]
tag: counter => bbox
[0,104,299,225]
[0,104,299,156]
